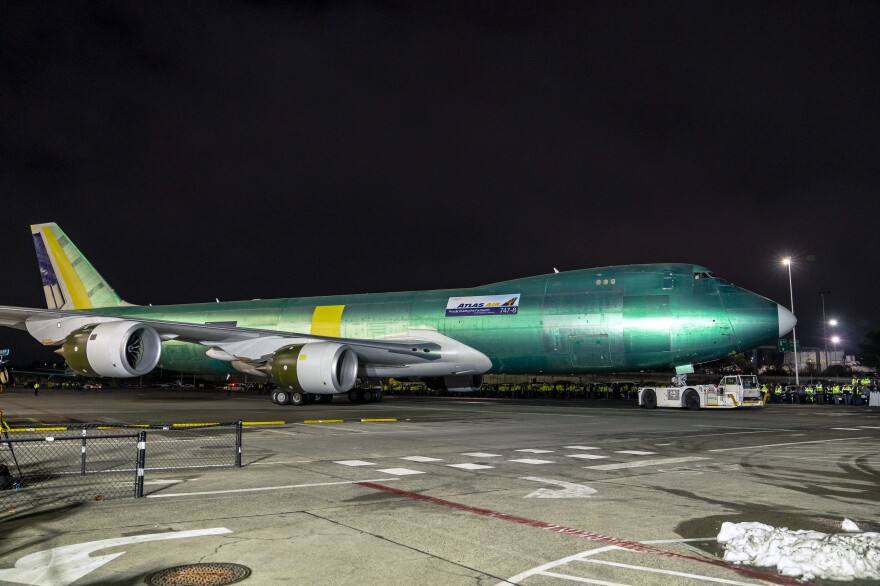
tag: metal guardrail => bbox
[0,422,242,512]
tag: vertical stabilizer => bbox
[31,223,129,310]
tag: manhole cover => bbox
[145,563,251,585]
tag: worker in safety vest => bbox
[773,384,783,403]
[842,383,853,405]
[804,385,814,404]
[831,384,841,405]
[815,381,825,405]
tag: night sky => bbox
[1,2,878,365]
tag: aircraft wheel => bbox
[290,391,307,406]
[305,393,316,404]
[642,389,657,409]
[373,389,383,403]
[318,394,333,404]
[275,391,290,405]
[684,389,700,410]
[348,390,360,403]
[362,389,374,402]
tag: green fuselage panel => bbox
[90,263,780,375]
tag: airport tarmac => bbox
[0,387,877,586]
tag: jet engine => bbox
[269,342,358,394]
[425,374,483,393]
[59,321,162,377]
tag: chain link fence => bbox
[0,422,241,512]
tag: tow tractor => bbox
[638,374,764,410]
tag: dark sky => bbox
[1,1,878,364]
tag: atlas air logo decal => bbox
[446,294,520,317]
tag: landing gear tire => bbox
[318,394,333,404]
[348,390,360,403]
[290,391,307,406]
[373,389,383,403]
[362,389,374,402]
[275,391,290,405]
[684,389,700,410]
[642,389,657,409]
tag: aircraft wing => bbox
[0,305,490,375]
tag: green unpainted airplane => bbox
[0,223,795,405]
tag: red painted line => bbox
[357,482,812,586]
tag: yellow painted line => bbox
[172,423,220,428]
[360,418,398,423]
[242,421,286,426]
[304,419,344,424]
[6,427,69,432]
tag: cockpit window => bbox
[694,271,715,280]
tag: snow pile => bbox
[717,521,880,581]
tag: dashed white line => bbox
[566,454,609,460]
[565,446,601,450]
[378,468,424,476]
[334,460,377,466]
[401,456,443,462]
[615,450,656,455]
[461,452,502,458]
[509,459,554,465]
[448,463,494,470]
[516,449,554,453]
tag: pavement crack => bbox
[301,510,507,583]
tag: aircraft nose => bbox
[777,305,797,337]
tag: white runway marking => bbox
[578,558,758,585]
[859,426,880,429]
[585,456,710,471]
[565,446,601,450]
[401,456,443,462]
[566,454,609,460]
[831,427,863,431]
[510,458,555,465]
[142,479,185,485]
[615,450,656,455]
[448,463,494,470]
[0,527,232,586]
[709,436,872,452]
[378,468,424,476]
[522,477,597,499]
[516,448,554,453]
[461,452,502,458]
[148,478,401,498]
[333,460,376,466]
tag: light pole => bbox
[819,291,830,371]
[782,258,799,385]
[831,335,841,367]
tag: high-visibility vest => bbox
[817,383,824,392]
[832,385,841,394]
[843,385,852,393]
[774,386,782,394]
[805,386,814,394]
[761,384,768,391]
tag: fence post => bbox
[235,421,242,468]
[81,428,87,475]
[135,431,146,498]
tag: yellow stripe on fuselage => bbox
[41,226,93,309]
[311,305,344,337]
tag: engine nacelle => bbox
[425,374,483,393]
[269,342,358,394]
[59,321,162,377]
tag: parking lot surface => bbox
[0,388,877,585]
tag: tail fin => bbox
[31,223,130,310]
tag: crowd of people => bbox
[762,377,878,405]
